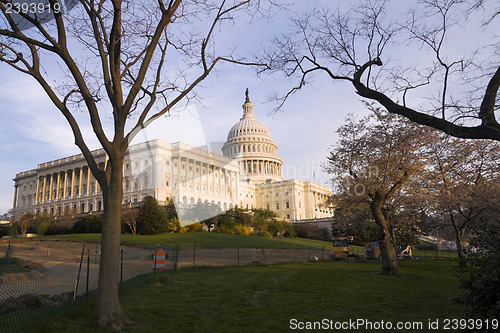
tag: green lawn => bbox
[34,260,462,333]
[41,232,334,250]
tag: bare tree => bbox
[325,105,433,275]
[0,0,266,328]
[264,0,500,141]
[121,206,139,235]
[426,135,500,259]
[16,213,34,237]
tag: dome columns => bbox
[222,89,283,183]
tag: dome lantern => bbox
[242,88,254,119]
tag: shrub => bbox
[137,196,168,235]
[186,222,202,232]
[234,224,251,236]
[37,222,49,235]
[9,224,18,238]
[0,225,8,237]
[267,220,285,237]
[456,222,500,321]
[257,230,273,239]
[284,223,296,237]
[217,225,236,234]
[168,218,181,233]
[315,227,331,241]
[295,224,318,239]
[71,214,102,233]
[45,224,72,235]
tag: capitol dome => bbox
[222,89,283,183]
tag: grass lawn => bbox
[35,260,463,333]
[40,232,334,250]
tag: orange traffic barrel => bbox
[153,249,166,272]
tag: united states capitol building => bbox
[11,91,334,224]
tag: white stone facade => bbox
[11,91,334,223]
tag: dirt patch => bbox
[0,292,72,315]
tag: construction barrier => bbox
[153,249,166,272]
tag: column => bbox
[35,176,40,204]
[212,165,215,193]
[86,167,91,195]
[177,158,181,189]
[48,174,53,201]
[71,168,75,197]
[56,172,61,199]
[13,184,19,209]
[78,167,83,196]
[217,167,221,193]
[42,175,47,202]
[63,170,68,198]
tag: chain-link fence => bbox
[0,239,459,332]
[0,241,178,333]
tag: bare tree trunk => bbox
[370,195,399,275]
[455,228,465,260]
[96,158,125,328]
[378,226,399,275]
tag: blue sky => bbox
[0,0,365,214]
[0,0,496,214]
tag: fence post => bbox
[261,248,267,265]
[237,248,240,266]
[193,242,196,267]
[174,242,179,271]
[74,244,85,301]
[153,245,158,275]
[86,249,90,301]
[6,240,10,263]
